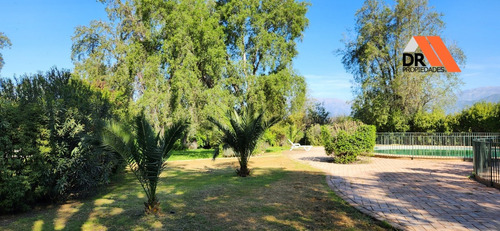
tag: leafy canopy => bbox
[72,0,309,146]
[339,0,465,131]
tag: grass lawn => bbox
[0,153,391,230]
[169,149,215,161]
[169,147,288,161]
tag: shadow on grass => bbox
[130,166,389,230]
[0,172,147,230]
[2,160,390,230]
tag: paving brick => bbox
[287,147,500,231]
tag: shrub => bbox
[0,68,123,213]
[331,130,360,163]
[0,162,32,213]
[305,124,322,146]
[411,110,447,132]
[266,123,287,146]
[262,129,278,147]
[330,119,365,136]
[354,124,376,153]
[285,123,304,144]
[455,102,500,132]
[323,124,376,164]
[321,125,334,154]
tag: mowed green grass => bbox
[169,147,287,161]
[0,153,391,231]
[169,149,215,160]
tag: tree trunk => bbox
[237,164,250,177]
[237,155,251,177]
[144,198,161,214]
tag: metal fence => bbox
[472,139,500,188]
[375,132,500,159]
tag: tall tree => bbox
[217,0,309,117]
[0,32,12,73]
[72,0,227,128]
[73,0,309,145]
[339,0,465,131]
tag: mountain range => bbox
[316,86,500,117]
[449,86,500,113]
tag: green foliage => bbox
[0,160,32,212]
[341,0,465,132]
[0,68,121,213]
[72,0,309,145]
[209,105,280,177]
[307,102,330,125]
[259,112,308,147]
[285,123,304,143]
[0,32,11,73]
[320,125,333,153]
[72,0,227,130]
[320,125,332,143]
[248,68,307,119]
[355,125,377,152]
[262,130,278,147]
[305,124,322,146]
[408,102,500,133]
[169,149,214,161]
[102,112,188,214]
[330,130,359,164]
[218,0,310,76]
[411,110,447,132]
[330,119,365,136]
[323,123,376,164]
[454,102,500,132]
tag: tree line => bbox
[0,0,312,213]
[1,0,499,213]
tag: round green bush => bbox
[323,124,376,164]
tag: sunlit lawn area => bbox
[169,149,216,161]
[169,147,288,161]
[0,152,390,230]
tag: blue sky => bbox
[1,0,499,102]
[294,0,500,101]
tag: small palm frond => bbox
[101,113,188,213]
[209,104,282,176]
[162,119,190,160]
[101,121,136,166]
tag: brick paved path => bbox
[287,147,500,231]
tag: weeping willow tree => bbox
[209,105,280,177]
[102,113,188,214]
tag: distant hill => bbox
[315,98,351,117]
[449,86,500,113]
[314,86,500,117]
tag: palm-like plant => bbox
[102,113,188,214]
[209,106,280,177]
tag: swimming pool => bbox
[374,148,474,158]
